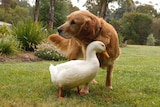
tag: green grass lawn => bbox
[0,45,160,107]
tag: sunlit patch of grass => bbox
[0,45,160,106]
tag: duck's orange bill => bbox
[102,51,110,58]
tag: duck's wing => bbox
[55,60,99,88]
[56,60,98,74]
[56,60,85,71]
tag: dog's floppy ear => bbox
[78,16,101,40]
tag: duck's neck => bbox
[86,49,98,62]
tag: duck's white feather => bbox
[49,64,58,84]
[50,60,99,88]
[49,41,106,89]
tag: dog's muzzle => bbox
[57,28,62,34]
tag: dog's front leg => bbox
[106,64,114,89]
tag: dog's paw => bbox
[106,85,113,90]
[79,87,89,96]
[90,79,98,84]
[79,90,89,96]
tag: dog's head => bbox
[58,10,101,42]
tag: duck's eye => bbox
[70,20,76,25]
[101,44,105,47]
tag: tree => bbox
[118,0,135,9]
[84,0,117,19]
[84,0,136,20]
[0,5,30,25]
[34,0,40,22]
[39,0,69,28]
[119,12,153,45]
[0,0,32,24]
[99,0,110,19]
[136,4,158,17]
[67,1,79,13]
[1,0,12,7]
[151,18,160,45]
[38,0,50,26]
[54,1,69,27]
[48,0,55,30]
[113,0,135,19]
[18,0,30,8]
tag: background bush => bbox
[35,49,67,61]
[146,33,156,46]
[0,25,19,55]
[35,42,67,61]
[0,37,18,55]
[13,19,47,51]
[0,24,11,37]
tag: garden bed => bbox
[0,52,43,62]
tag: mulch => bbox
[0,52,43,62]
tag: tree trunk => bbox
[34,0,40,22]
[99,0,108,20]
[48,0,55,30]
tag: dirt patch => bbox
[0,52,43,62]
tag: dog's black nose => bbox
[57,28,62,34]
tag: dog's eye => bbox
[70,20,76,25]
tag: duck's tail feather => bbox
[49,63,57,83]
[49,63,57,72]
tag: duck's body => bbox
[49,41,109,98]
[50,59,99,89]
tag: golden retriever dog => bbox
[48,10,120,95]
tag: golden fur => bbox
[48,34,82,60]
[48,10,120,91]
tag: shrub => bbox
[0,36,19,55]
[35,49,67,61]
[0,24,11,38]
[35,42,67,61]
[146,33,156,46]
[118,33,126,47]
[0,38,13,55]
[13,19,47,51]
[0,25,19,55]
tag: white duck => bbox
[49,41,109,98]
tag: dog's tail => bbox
[48,34,69,55]
[48,34,82,60]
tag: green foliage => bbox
[0,37,16,55]
[54,0,69,27]
[118,33,126,47]
[136,4,158,17]
[35,42,67,61]
[0,6,31,25]
[39,0,69,28]
[85,0,119,16]
[0,25,19,55]
[113,0,135,20]
[13,19,47,51]
[146,33,156,46]
[38,0,50,26]
[119,12,153,45]
[0,45,160,106]
[0,24,11,37]
[151,18,160,45]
